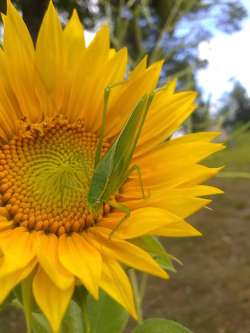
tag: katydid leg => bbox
[109,201,131,238]
[126,164,149,199]
[95,81,128,167]
[95,86,111,167]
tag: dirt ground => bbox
[141,179,250,333]
[0,179,250,333]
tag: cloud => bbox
[197,19,250,108]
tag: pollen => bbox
[0,117,110,236]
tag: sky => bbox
[197,0,250,111]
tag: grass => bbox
[209,131,250,173]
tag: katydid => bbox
[87,89,154,236]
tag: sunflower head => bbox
[0,1,223,332]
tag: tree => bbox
[219,82,250,129]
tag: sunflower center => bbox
[0,118,110,236]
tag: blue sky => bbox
[197,0,250,110]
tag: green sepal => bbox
[131,236,177,272]
[132,318,193,333]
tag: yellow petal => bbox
[181,166,223,187]
[90,230,168,279]
[2,1,43,123]
[33,267,74,333]
[123,186,221,218]
[0,260,36,304]
[0,220,12,231]
[58,234,102,298]
[0,93,18,139]
[163,78,177,94]
[35,0,63,115]
[128,55,148,80]
[136,91,197,156]
[135,141,224,168]
[86,25,110,66]
[0,228,36,277]
[124,164,222,192]
[61,10,85,115]
[63,9,85,53]
[106,61,163,138]
[182,185,224,196]
[100,257,137,319]
[153,220,202,237]
[128,140,223,194]
[3,0,33,53]
[66,25,110,123]
[99,207,182,239]
[169,131,221,144]
[108,49,116,59]
[82,47,128,131]
[36,233,74,290]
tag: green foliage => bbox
[0,291,16,311]
[31,301,85,333]
[31,290,129,333]
[61,301,84,333]
[219,82,250,129]
[190,99,211,132]
[132,318,193,333]
[209,132,250,174]
[131,236,177,272]
[32,312,51,333]
[87,291,129,333]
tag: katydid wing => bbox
[87,93,154,213]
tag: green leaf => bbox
[131,236,177,272]
[0,291,16,310]
[87,290,129,333]
[60,300,84,333]
[132,318,193,333]
[32,312,51,333]
[32,301,84,333]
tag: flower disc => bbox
[0,118,109,236]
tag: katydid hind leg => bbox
[109,201,131,238]
[126,164,149,199]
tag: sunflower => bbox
[0,1,223,332]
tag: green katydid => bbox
[87,87,154,236]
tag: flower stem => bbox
[129,269,143,323]
[21,275,33,333]
[82,292,91,333]
[139,273,148,305]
